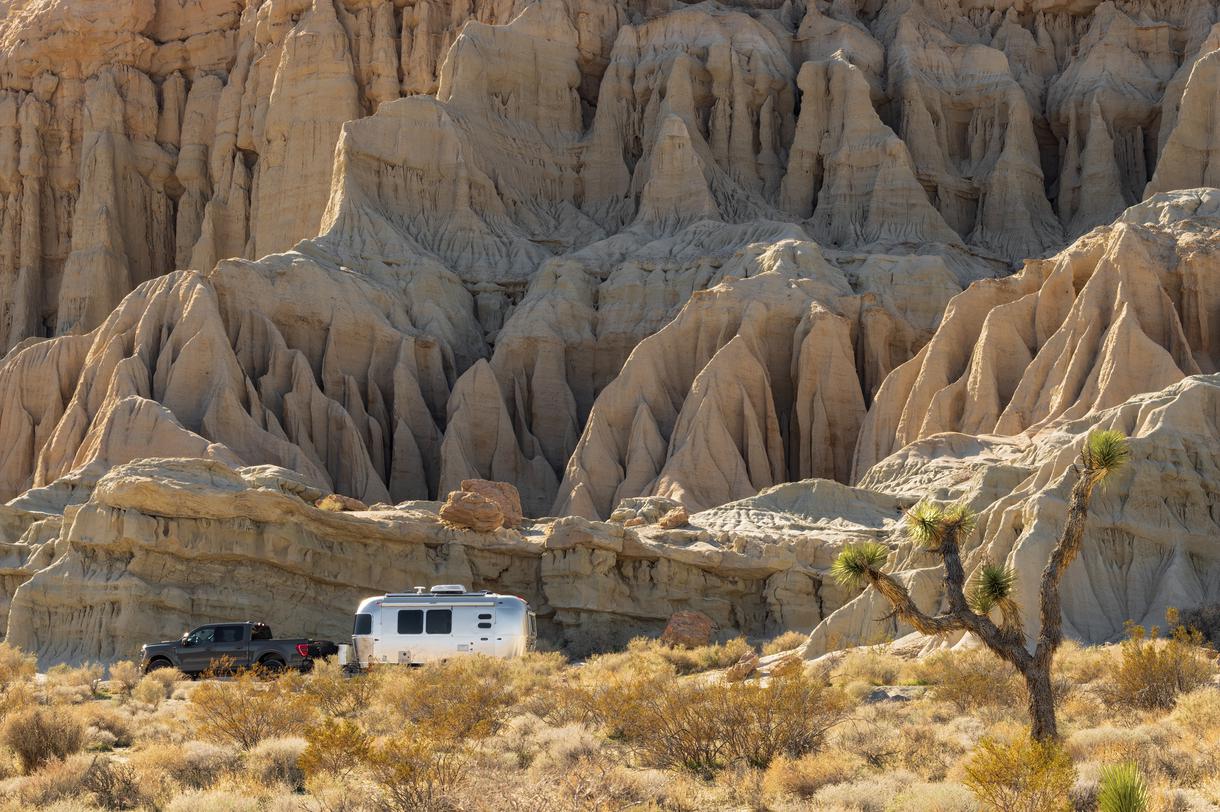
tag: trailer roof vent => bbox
[413,586,426,594]
[430,584,468,595]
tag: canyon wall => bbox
[1,0,1219,660]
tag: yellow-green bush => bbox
[962,735,1076,812]
[1112,611,1213,711]
[186,672,312,749]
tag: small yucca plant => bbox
[1097,762,1149,812]
[830,542,889,587]
[967,561,1021,630]
[1082,429,1131,486]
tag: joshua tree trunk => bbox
[1022,665,1057,741]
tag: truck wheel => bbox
[258,656,285,675]
[145,658,172,674]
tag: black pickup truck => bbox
[139,622,337,675]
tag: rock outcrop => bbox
[1,0,1220,663]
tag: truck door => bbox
[179,626,216,673]
[210,625,250,671]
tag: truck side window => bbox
[397,610,423,634]
[216,626,244,643]
[187,627,215,647]
[425,609,452,635]
[354,613,372,635]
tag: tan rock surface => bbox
[0,0,1218,664]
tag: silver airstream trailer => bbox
[346,585,536,668]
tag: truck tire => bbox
[258,655,285,674]
[145,657,173,673]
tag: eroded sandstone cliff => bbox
[1,0,1219,661]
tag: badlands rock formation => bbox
[0,0,1219,661]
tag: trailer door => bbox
[452,605,495,655]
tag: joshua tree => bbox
[832,429,1130,741]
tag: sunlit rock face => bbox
[2,0,1219,662]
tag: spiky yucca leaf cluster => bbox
[904,501,977,549]
[1098,762,1149,812]
[967,562,1016,615]
[830,542,889,587]
[1083,429,1131,477]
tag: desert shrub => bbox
[609,670,846,777]
[373,657,514,741]
[1112,611,1213,711]
[1053,641,1115,686]
[630,636,754,675]
[133,675,168,707]
[81,755,147,809]
[1097,763,1149,812]
[763,630,809,656]
[1169,687,1220,730]
[560,649,674,734]
[187,672,312,749]
[526,722,602,774]
[300,718,371,779]
[719,672,850,768]
[1181,604,1220,648]
[79,706,134,750]
[885,782,978,812]
[13,752,95,806]
[2,706,86,773]
[299,658,380,718]
[915,649,1024,713]
[962,736,1075,812]
[832,648,909,686]
[831,717,903,769]
[618,677,728,777]
[810,769,923,812]
[130,740,242,790]
[762,749,863,799]
[107,661,142,696]
[0,642,36,687]
[364,734,466,812]
[245,736,307,789]
[46,662,106,701]
[164,788,268,812]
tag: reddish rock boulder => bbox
[460,479,523,527]
[439,490,504,532]
[660,610,715,649]
[725,650,760,682]
[657,507,689,529]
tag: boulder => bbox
[461,479,523,527]
[725,650,760,682]
[314,494,368,512]
[438,490,505,532]
[659,610,715,649]
[657,507,689,529]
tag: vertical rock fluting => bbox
[0,0,1215,523]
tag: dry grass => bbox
[0,629,1213,812]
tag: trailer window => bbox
[478,613,492,620]
[478,622,492,629]
[353,613,372,635]
[425,609,452,635]
[397,610,423,634]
